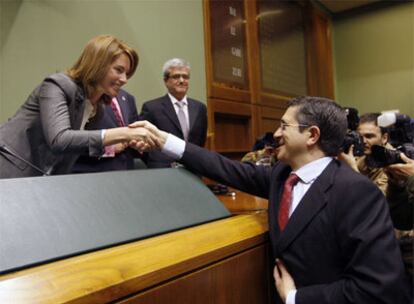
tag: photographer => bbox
[242,132,277,166]
[340,112,391,194]
[385,153,414,233]
[385,153,414,281]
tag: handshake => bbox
[105,121,169,155]
[127,120,169,153]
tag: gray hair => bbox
[162,58,190,79]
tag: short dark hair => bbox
[288,96,347,156]
[359,112,381,125]
[359,112,388,135]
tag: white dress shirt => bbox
[81,99,107,154]
[162,133,333,304]
[168,93,190,128]
[80,99,95,130]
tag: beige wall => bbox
[333,2,414,117]
[0,0,206,123]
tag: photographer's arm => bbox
[338,145,360,172]
[385,153,414,181]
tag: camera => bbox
[341,107,365,156]
[366,112,414,167]
[252,132,276,151]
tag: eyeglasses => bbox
[279,122,310,131]
[169,74,190,81]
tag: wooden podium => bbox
[0,191,270,304]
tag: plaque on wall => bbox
[258,1,307,96]
[209,0,249,89]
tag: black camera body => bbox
[252,132,276,151]
[341,108,365,156]
[367,144,414,168]
[368,113,414,167]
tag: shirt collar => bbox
[168,93,188,106]
[293,157,333,184]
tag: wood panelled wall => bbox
[204,0,334,157]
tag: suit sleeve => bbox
[126,93,139,123]
[124,94,142,158]
[139,102,155,124]
[199,104,208,147]
[181,143,272,198]
[296,179,410,304]
[38,79,103,156]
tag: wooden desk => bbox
[217,189,268,214]
[0,193,270,304]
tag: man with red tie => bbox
[133,96,412,303]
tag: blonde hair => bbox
[67,35,138,97]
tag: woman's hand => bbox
[128,120,169,152]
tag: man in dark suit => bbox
[72,89,141,173]
[132,96,412,303]
[139,58,207,168]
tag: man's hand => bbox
[338,145,359,172]
[274,259,296,303]
[128,120,168,152]
[385,153,414,182]
[114,142,128,154]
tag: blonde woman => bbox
[0,35,157,178]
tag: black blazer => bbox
[72,89,140,173]
[179,143,412,304]
[139,94,207,168]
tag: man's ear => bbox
[306,126,321,147]
[381,132,389,145]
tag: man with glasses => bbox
[139,58,207,168]
[132,96,411,303]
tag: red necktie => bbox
[278,173,300,231]
[110,98,125,127]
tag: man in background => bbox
[72,89,141,173]
[139,58,207,168]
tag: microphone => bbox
[0,145,50,176]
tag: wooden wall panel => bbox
[119,245,270,304]
[204,0,334,152]
[305,4,335,99]
[257,106,285,136]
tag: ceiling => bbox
[317,0,382,14]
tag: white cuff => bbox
[286,289,297,304]
[162,134,185,159]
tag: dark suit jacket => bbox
[140,94,207,168]
[72,90,140,173]
[0,73,103,178]
[179,143,412,304]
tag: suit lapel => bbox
[187,99,199,131]
[161,95,182,133]
[117,93,129,124]
[104,93,128,126]
[276,161,337,253]
[70,86,87,129]
[105,101,118,126]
